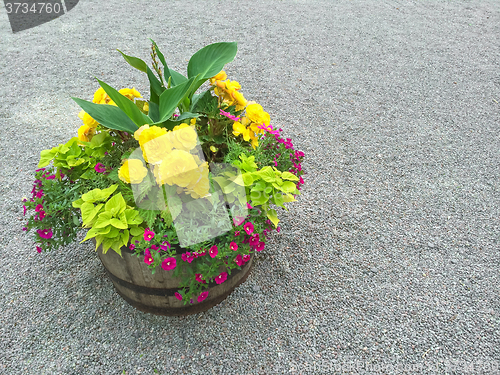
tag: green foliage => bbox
[75,186,144,256]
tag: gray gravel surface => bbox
[1,0,500,374]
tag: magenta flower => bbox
[94,163,106,173]
[151,244,159,252]
[129,244,136,251]
[243,254,251,262]
[35,190,44,199]
[255,242,265,252]
[38,211,46,220]
[35,204,43,212]
[230,242,238,251]
[144,249,154,265]
[195,274,207,284]
[175,292,183,301]
[209,245,218,258]
[249,233,260,247]
[276,227,281,233]
[197,291,209,302]
[161,257,176,271]
[246,202,253,209]
[144,228,155,241]
[160,241,171,251]
[233,216,245,226]
[36,246,42,254]
[37,228,52,239]
[215,272,228,285]
[243,222,254,235]
[23,205,27,216]
[235,254,244,266]
[234,230,240,237]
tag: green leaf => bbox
[158,77,196,122]
[273,191,285,208]
[121,230,130,247]
[94,211,113,229]
[81,185,118,203]
[130,226,143,236]
[282,193,297,203]
[166,195,183,220]
[72,198,84,208]
[281,181,297,193]
[169,69,188,86]
[97,79,153,127]
[38,149,57,168]
[266,209,280,228]
[148,101,160,122]
[250,190,269,206]
[256,166,276,183]
[175,112,200,122]
[147,67,165,100]
[110,218,128,229]
[81,202,104,226]
[105,193,127,216]
[281,171,299,181]
[187,42,237,80]
[72,98,139,133]
[124,209,143,225]
[117,49,147,73]
[250,181,266,192]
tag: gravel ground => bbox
[1,0,500,374]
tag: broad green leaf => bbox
[148,101,160,122]
[251,181,266,192]
[273,191,285,208]
[256,166,276,183]
[105,193,127,216]
[110,218,128,229]
[82,226,100,242]
[187,42,237,80]
[95,234,104,250]
[281,181,297,193]
[158,77,195,122]
[72,98,139,133]
[130,226,143,236]
[281,171,299,181]
[81,202,104,226]
[121,230,130,247]
[117,49,147,72]
[282,193,297,203]
[267,209,280,228]
[169,69,188,86]
[94,211,113,229]
[81,185,117,203]
[97,80,153,127]
[124,209,143,225]
[147,67,165,100]
[250,190,269,205]
[38,149,57,168]
[166,195,183,220]
[175,112,200,122]
[111,239,123,256]
[72,198,84,208]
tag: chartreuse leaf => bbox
[72,198,84,208]
[251,181,266,192]
[110,218,128,229]
[187,42,237,81]
[283,193,297,203]
[38,149,58,168]
[105,193,127,216]
[250,190,269,206]
[281,171,299,181]
[124,209,143,225]
[130,226,143,236]
[256,166,276,183]
[72,97,139,133]
[94,211,113,229]
[81,202,104,227]
[273,191,285,208]
[281,181,297,193]
[267,209,280,228]
[158,77,196,122]
[97,80,153,127]
[81,185,118,203]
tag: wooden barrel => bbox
[96,244,255,316]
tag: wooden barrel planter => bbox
[96,243,255,316]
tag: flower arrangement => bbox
[23,41,305,305]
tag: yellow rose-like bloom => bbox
[92,87,115,105]
[118,159,148,184]
[78,110,98,128]
[210,71,227,85]
[232,121,251,141]
[231,91,247,111]
[245,103,271,126]
[119,88,142,101]
[77,125,95,142]
[134,124,150,141]
[143,102,149,113]
[225,80,241,93]
[171,123,198,151]
[186,162,210,199]
[154,149,199,187]
[249,131,259,150]
[140,127,172,165]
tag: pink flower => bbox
[276,227,281,233]
[161,257,176,271]
[129,244,136,251]
[144,249,154,265]
[243,254,251,262]
[94,163,106,173]
[249,233,260,247]
[144,228,155,241]
[195,274,206,284]
[36,246,42,254]
[35,190,44,199]
[233,216,245,226]
[215,272,228,285]
[151,244,159,252]
[175,292,183,301]
[23,205,27,216]
[38,211,46,220]
[181,252,195,263]
[235,254,244,266]
[209,245,218,258]
[246,202,253,209]
[161,241,171,251]
[299,176,304,185]
[243,222,254,235]
[230,242,238,251]
[35,204,43,212]
[255,242,265,252]
[234,231,240,236]
[197,291,209,302]
[37,228,52,239]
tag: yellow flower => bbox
[134,124,150,141]
[119,88,142,101]
[190,118,197,126]
[143,102,149,113]
[77,125,95,142]
[171,123,198,151]
[92,87,115,105]
[232,121,251,141]
[139,126,172,165]
[210,70,227,85]
[225,80,241,92]
[154,149,199,187]
[118,159,148,184]
[186,162,210,198]
[245,103,270,126]
[231,90,247,111]
[210,146,218,153]
[78,110,98,128]
[249,131,259,149]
